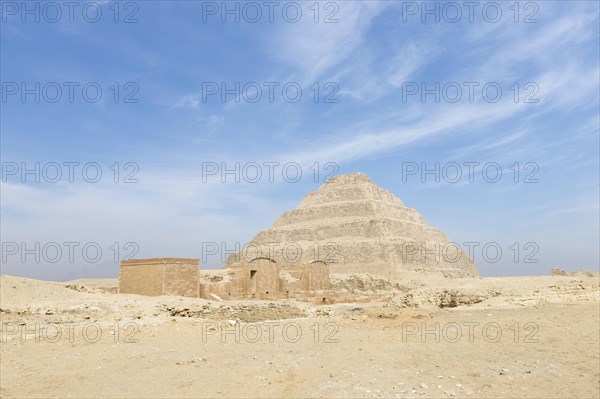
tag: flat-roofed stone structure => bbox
[200,258,331,302]
[118,258,200,297]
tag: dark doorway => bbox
[250,269,257,294]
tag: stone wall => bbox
[200,259,330,301]
[118,258,199,298]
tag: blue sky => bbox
[1,0,599,280]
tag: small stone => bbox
[420,383,428,389]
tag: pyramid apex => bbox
[325,172,372,184]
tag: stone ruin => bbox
[118,258,199,298]
[200,258,331,302]
[118,173,479,301]
[225,172,479,280]
[118,257,329,302]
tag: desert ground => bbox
[1,272,599,398]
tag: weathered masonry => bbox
[118,258,200,298]
[225,173,479,279]
[200,258,331,302]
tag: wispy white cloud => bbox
[269,1,389,81]
[171,94,202,110]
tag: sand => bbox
[1,273,598,398]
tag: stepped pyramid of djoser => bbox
[226,173,479,279]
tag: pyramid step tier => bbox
[226,173,480,279]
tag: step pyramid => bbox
[226,173,479,279]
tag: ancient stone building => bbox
[225,173,479,280]
[200,258,331,302]
[118,258,200,297]
[117,173,477,301]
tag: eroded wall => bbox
[200,259,330,301]
[119,258,199,297]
